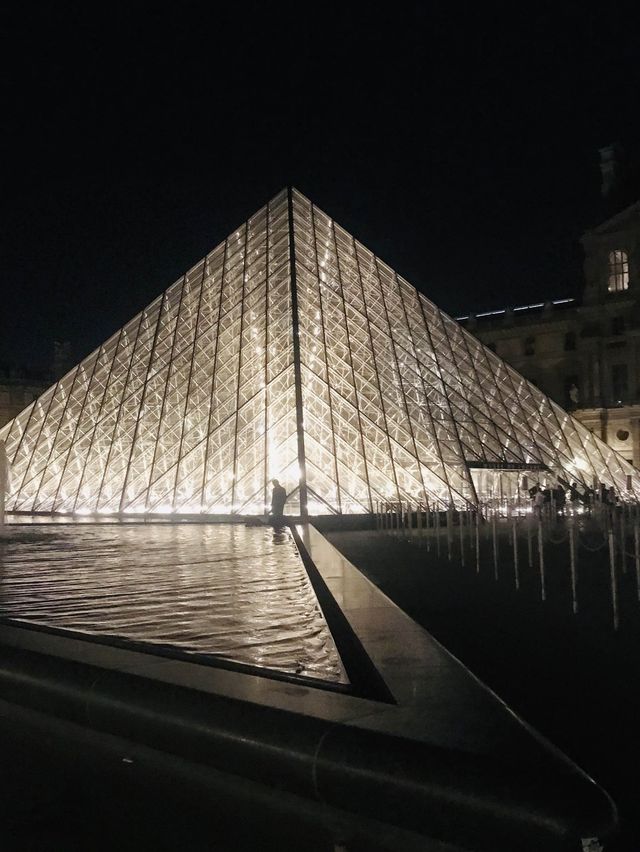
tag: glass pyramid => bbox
[1,188,639,516]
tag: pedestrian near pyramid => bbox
[270,479,287,527]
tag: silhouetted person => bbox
[584,485,595,513]
[533,489,545,517]
[529,483,540,513]
[554,484,566,515]
[270,479,287,527]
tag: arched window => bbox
[607,250,629,292]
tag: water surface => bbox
[0,523,347,684]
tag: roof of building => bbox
[583,199,640,239]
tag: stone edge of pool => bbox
[0,522,619,852]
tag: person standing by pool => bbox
[0,439,9,530]
[270,479,287,527]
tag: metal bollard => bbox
[569,515,577,615]
[512,514,519,590]
[609,529,619,630]
[475,510,480,574]
[635,522,640,602]
[492,510,498,580]
[469,506,475,552]
[538,518,546,601]
[426,506,431,552]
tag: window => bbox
[564,331,576,351]
[581,322,601,337]
[608,250,629,292]
[611,364,628,403]
[611,316,625,335]
[523,336,535,356]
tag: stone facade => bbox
[0,369,52,431]
[0,342,70,432]
[459,201,640,467]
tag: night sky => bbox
[2,4,640,372]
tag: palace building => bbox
[459,148,640,471]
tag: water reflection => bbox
[272,526,289,545]
[0,524,348,684]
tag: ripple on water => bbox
[0,524,348,684]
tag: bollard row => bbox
[374,499,640,631]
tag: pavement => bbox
[326,527,640,852]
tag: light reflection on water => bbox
[0,524,348,684]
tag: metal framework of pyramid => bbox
[2,187,639,516]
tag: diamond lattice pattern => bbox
[1,188,639,515]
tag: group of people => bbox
[270,476,623,523]
[529,482,568,515]
[528,480,619,515]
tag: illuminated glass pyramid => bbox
[1,188,639,516]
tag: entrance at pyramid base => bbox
[468,461,550,508]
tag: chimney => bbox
[599,142,624,199]
[53,340,72,380]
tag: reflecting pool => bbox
[0,523,348,684]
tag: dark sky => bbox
[2,3,640,371]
